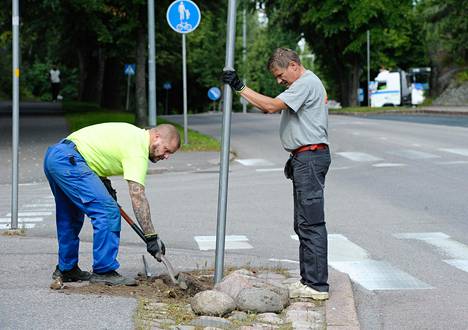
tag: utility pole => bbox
[148,0,157,126]
[367,30,370,107]
[10,0,20,231]
[242,8,247,114]
[214,0,237,284]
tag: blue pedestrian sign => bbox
[167,0,201,34]
[124,64,136,76]
[208,87,221,101]
[163,82,172,90]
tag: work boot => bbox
[288,281,329,300]
[52,265,92,282]
[90,270,138,286]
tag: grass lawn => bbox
[63,103,220,152]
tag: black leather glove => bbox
[100,177,117,202]
[222,70,245,93]
[145,233,166,262]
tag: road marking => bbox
[435,160,468,165]
[194,235,253,250]
[0,223,36,229]
[394,232,468,273]
[22,204,54,208]
[388,149,440,160]
[256,168,283,172]
[372,163,406,168]
[0,217,44,223]
[439,148,468,157]
[269,258,299,264]
[6,211,52,217]
[336,152,382,162]
[235,159,275,167]
[292,233,432,290]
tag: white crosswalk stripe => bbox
[0,217,44,223]
[0,223,36,229]
[387,149,440,160]
[292,233,432,290]
[336,152,382,162]
[394,232,468,273]
[6,211,52,217]
[235,159,275,167]
[194,235,253,251]
[439,148,468,156]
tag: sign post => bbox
[208,87,221,112]
[214,0,237,284]
[148,0,157,126]
[124,64,136,111]
[163,81,172,115]
[167,0,201,145]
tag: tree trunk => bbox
[96,48,106,106]
[135,26,148,127]
[340,58,360,107]
[101,58,122,109]
[77,49,87,101]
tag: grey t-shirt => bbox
[277,70,328,152]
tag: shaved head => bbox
[148,124,181,163]
[151,124,181,149]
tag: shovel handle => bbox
[119,207,147,243]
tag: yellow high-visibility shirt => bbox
[68,122,149,186]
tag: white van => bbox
[370,70,411,107]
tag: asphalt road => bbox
[1,112,468,329]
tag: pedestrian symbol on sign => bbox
[167,0,201,34]
[124,64,136,76]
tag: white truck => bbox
[409,67,431,105]
[370,69,411,107]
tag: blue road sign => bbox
[163,82,172,90]
[208,87,221,101]
[167,0,201,34]
[124,64,136,76]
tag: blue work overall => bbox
[43,139,121,273]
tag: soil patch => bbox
[58,271,214,303]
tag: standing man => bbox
[44,123,180,286]
[49,65,61,102]
[222,48,331,300]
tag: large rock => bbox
[250,280,289,308]
[214,272,253,300]
[190,316,232,329]
[191,290,236,316]
[236,288,283,313]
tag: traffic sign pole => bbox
[182,33,188,145]
[148,0,157,126]
[215,0,237,284]
[125,74,131,111]
[11,0,20,231]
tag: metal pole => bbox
[125,74,131,111]
[148,0,157,126]
[367,30,370,107]
[242,8,247,114]
[11,0,20,230]
[182,33,188,145]
[214,0,237,284]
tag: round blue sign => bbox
[208,87,221,101]
[167,0,201,34]
[163,82,172,90]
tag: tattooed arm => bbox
[127,180,156,235]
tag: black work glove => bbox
[101,177,117,202]
[145,233,166,262]
[222,69,245,93]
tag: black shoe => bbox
[89,270,138,286]
[52,265,91,282]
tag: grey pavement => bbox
[0,101,63,115]
[0,111,358,329]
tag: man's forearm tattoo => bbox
[128,181,155,234]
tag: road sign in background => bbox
[124,64,136,76]
[208,87,221,101]
[167,0,201,34]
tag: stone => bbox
[214,272,253,300]
[169,326,195,330]
[228,311,249,321]
[257,272,287,283]
[191,290,236,316]
[251,280,289,308]
[251,323,280,329]
[236,288,283,313]
[256,313,284,325]
[190,316,232,329]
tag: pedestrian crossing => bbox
[194,231,468,291]
[0,198,54,230]
[235,147,468,171]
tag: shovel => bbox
[119,206,187,290]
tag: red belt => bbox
[292,143,328,155]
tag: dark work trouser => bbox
[287,148,331,292]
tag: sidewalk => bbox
[0,233,359,329]
[0,101,63,115]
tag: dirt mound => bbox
[58,271,214,303]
